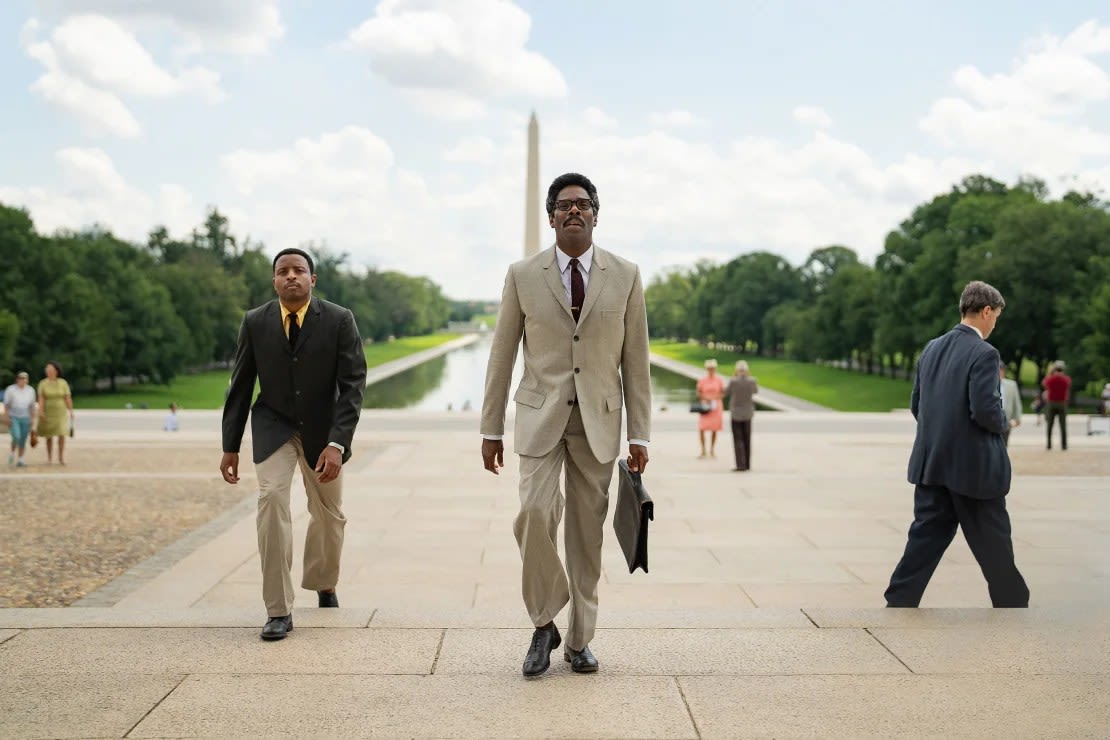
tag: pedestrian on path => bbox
[1042,360,1071,450]
[725,361,758,471]
[3,371,36,467]
[36,360,73,465]
[696,359,725,458]
[999,363,1021,447]
[481,173,652,678]
[885,280,1029,608]
[220,247,368,642]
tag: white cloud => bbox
[649,110,702,128]
[22,15,225,137]
[443,136,496,164]
[584,107,619,130]
[0,147,200,236]
[220,126,481,287]
[793,105,832,129]
[921,20,1110,176]
[33,0,284,54]
[347,0,567,118]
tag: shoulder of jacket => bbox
[597,247,639,273]
[245,301,275,320]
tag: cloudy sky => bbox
[3,1,1110,299]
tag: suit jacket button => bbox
[293,357,299,362]
[574,368,580,373]
[567,400,574,406]
[573,335,580,341]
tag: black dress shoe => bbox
[522,624,561,677]
[318,590,339,608]
[261,615,292,641]
[564,645,599,673]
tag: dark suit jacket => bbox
[907,323,1010,499]
[222,298,367,465]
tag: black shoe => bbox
[318,590,339,608]
[564,645,599,673]
[261,615,292,641]
[522,624,561,678]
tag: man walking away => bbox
[885,281,1028,608]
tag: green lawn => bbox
[76,333,462,410]
[651,341,914,412]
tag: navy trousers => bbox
[885,484,1029,608]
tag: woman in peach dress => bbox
[696,358,725,458]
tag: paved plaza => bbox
[1,409,1108,738]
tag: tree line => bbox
[0,204,451,390]
[646,175,1110,398]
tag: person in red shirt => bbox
[1041,361,1071,450]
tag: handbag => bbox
[689,400,712,414]
[613,459,653,574]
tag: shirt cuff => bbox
[327,442,345,454]
[482,435,503,441]
[628,439,649,447]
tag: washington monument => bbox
[523,111,541,257]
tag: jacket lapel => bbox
[576,246,609,326]
[541,246,574,320]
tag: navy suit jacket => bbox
[222,298,367,465]
[906,323,1011,499]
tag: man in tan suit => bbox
[481,173,651,678]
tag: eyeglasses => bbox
[554,198,594,212]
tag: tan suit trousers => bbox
[255,436,346,617]
[514,407,614,651]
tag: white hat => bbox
[704,358,717,369]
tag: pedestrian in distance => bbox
[998,363,1021,447]
[725,360,758,471]
[37,360,73,465]
[696,358,725,458]
[3,371,36,467]
[221,247,368,641]
[1041,360,1071,450]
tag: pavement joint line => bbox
[72,491,259,608]
[365,608,378,627]
[864,627,915,674]
[736,583,758,607]
[122,673,188,738]
[674,676,703,740]
[800,609,820,628]
[430,628,447,674]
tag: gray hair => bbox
[959,280,1005,316]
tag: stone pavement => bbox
[1,410,1107,738]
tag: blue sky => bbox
[3,1,1110,299]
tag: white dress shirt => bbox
[555,244,593,304]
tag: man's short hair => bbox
[959,280,1005,316]
[546,173,599,215]
[272,248,314,274]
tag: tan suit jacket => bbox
[482,245,651,463]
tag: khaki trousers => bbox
[514,407,614,651]
[255,436,346,617]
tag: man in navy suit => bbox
[885,281,1029,608]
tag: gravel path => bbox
[1,444,249,607]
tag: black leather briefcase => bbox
[614,459,654,574]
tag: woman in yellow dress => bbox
[37,360,74,465]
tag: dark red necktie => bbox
[569,258,585,323]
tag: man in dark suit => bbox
[220,248,367,640]
[885,280,1029,608]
